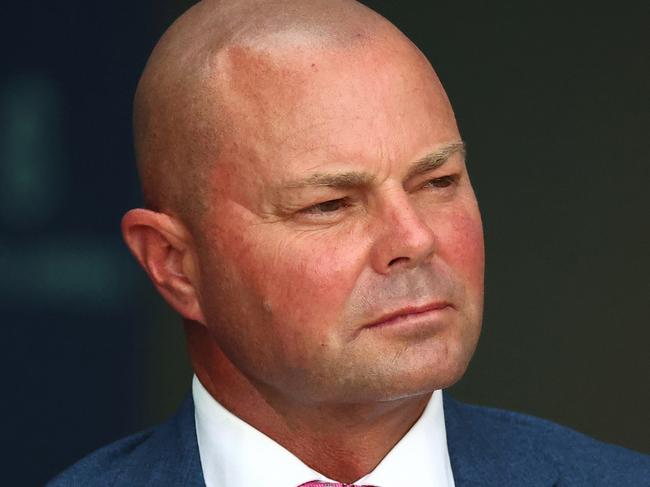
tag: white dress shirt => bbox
[193,375,455,487]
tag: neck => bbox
[186,321,431,483]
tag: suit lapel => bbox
[125,391,562,487]
[112,395,206,487]
[443,393,558,487]
[160,395,205,487]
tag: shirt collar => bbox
[193,375,455,487]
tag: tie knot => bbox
[298,482,378,487]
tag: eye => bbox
[422,175,457,189]
[300,198,349,215]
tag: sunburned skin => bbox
[123,0,485,482]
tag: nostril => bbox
[388,256,410,267]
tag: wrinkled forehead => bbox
[133,0,463,223]
[208,35,458,181]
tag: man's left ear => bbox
[121,208,206,324]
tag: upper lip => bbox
[364,301,452,328]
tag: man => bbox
[48,0,649,485]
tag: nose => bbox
[369,191,437,274]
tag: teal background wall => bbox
[3,1,648,485]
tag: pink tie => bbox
[298,482,378,487]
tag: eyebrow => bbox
[280,141,466,191]
[405,141,466,180]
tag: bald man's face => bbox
[192,37,484,404]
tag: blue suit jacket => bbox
[47,393,650,486]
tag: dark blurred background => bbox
[2,1,648,485]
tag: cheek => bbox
[263,235,365,327]
[214,211,367,336]
[437,206,485,290]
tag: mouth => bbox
[364,301,453,330]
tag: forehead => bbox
[209,36,459,191]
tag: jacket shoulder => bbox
[46,429,155,487]
[46,396,204,487]
[444,395,650,486]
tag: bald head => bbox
[133,0,444,223]
[126,1,482,450]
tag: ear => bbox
[121,208,206,324]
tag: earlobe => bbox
[121,208,206,324]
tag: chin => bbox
[376,339,477,400]
[318,347,474,405]
[394,363,470,400]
